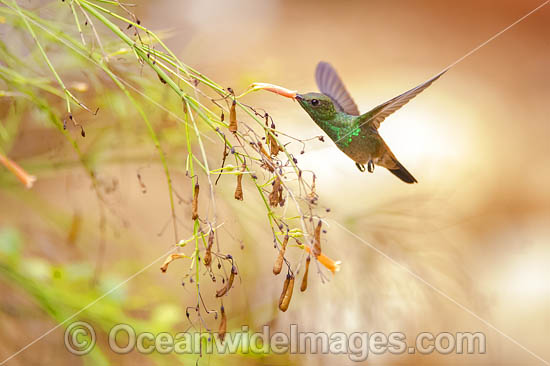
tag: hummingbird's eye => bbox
[310,99,320,106]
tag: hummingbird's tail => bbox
[387,158,417,184]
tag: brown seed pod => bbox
[204,231,214,266]
[216,264,237,297]
[313,220,322,257]
[278,274,294,312]
[229,100,238,133]
[257,141,275,173]
[278,275,289,307]
[268,131,282,156]
[300,256,311,292]
[191,182,199,220]
[218,305,227,342]
[307,175,318,204]
[273,235,289,275]
[269,176,284,207]
[234,173,243,201]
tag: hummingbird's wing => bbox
[315,61,360,116]
[361,69,447,129]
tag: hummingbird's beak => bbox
[295,94,303,101]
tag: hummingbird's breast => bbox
[316,115,384,164]
[340,134,382,164]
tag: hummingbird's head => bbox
[295,92,338,122]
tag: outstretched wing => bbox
[315,61,360,116]
[361,69,447,129]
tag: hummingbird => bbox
[295,62,446,184]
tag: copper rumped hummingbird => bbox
[295,62,446,184]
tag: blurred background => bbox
[1,0,549,364]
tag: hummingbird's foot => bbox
[367,160,374,173]
[355,163,366,172]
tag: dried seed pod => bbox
[234,173,243,201]
[278,274,294,312]
[258,141,270,159]
[191,182,199,220]
[257,141,275,172]
[216,264,237,297]
[269,177,283,207]
[160,253,187,273]
[313,220,322,257]
[268,131,282,156]
[204,232,214,266]
[273,235,289,275]
[300,256,311,292]
[229,100,238,132]
[218,305,227,342]
[307,175,318,204]
[278,275,290,308]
